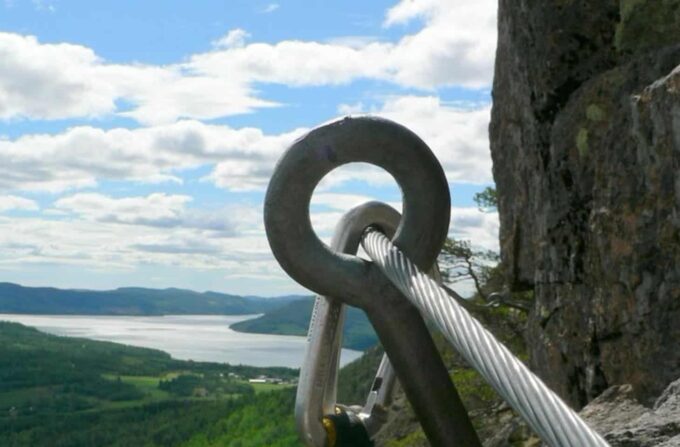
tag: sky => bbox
[0,0,499,296]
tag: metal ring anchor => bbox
[264,116,450,305]
[265,117,481,446]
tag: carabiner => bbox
[295,201,400,446]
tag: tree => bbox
[438,238,500,302]
[439,186,530,312]
[473,186,498,212]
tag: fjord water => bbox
[0,314,362,368]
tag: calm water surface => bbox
[0,314,363,368]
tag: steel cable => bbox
[361,228,609,447]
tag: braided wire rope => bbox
[361,228,609,447]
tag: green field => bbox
[244,381,296,394]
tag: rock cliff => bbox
[490,0,680,407]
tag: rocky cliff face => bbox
[490,1,680,407]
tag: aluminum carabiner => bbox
[295,201,400,446]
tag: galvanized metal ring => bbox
[264,116,450,299]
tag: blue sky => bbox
[0,0,498,296]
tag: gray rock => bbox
[579,385,648,434]
[486,377,680,446]
[491,0,680,407]
[580,378,680,446]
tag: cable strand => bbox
[361,228,609,447]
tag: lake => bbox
[0,314,363,368]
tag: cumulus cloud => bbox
[0,33,115,120]
[0,94,490,193]
[212,29,251,49]
[376,96,492,183]
[55,192,188,226]
[206,94,493,190]
[53,192,238,234]
[384,0,441,26]
[311,193,377,211]
[0,1,495,123]
[0,32,276,125]
[450,207,499,251]
[383,0,497,88]
[0,195,39,212]
[328,96,493,185]
[0,120,307,192]
[0,194,275,272]
[0,215,258,271]
[187,0,496,89]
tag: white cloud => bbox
[0,33,115,120]
[0,120,307,192]
[187,40,392,87]
[0,94,489,194]
[384,0,439,26]
[0,92,491,197]
[0,198,276,273]
[261,3,279,14]
[104,63,278,125]
[0,195,39,212]
[54,192,249,235]
[311,193,375,211]
[188,0,496,89]
[449,207,499,252]
[0,203,497,287]
[0,2,495,123]
[337,102,365,115]
[332,96,492,184]
[56,193,186,226]
[212,29,251,49]
[324,36,382,49]
[382,0,497,88]
[376,96,492,183]
[0,32,276,125]
[0,218,208,270]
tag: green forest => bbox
[230,298,377,350]
[0,321,308,447]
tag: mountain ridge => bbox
[0,282,304,316]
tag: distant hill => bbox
[0,282,302,316]
[230,298,378,351]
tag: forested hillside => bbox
[0,321,300,446]
[230,298,378,351]
[0,282,301,316]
